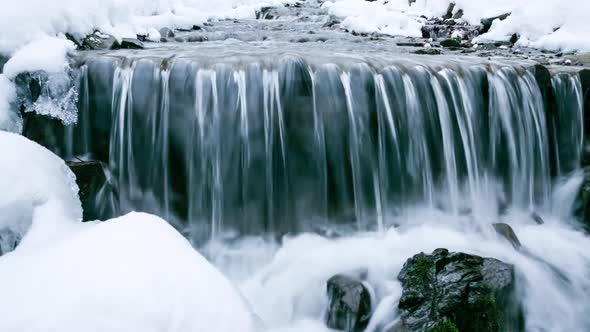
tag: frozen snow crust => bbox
[0,132,259,332]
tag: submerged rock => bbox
[395,249,523,332]
[325,274,372,332]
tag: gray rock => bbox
[325,274,372,332]
[440,38,461,48]
[493,223,522,249]
[120,38,144,49]
[82,33,120,50]
[65,32,86,48]
[414,49,441,55]
[159,27,175,38]
[480,13,511,34]
[395,249,523,332]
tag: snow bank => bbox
[0,131,81,250]
[0,132,259,332]
[323,0,590,53]
[3,37,75,80]
[0,75,20,132]
[0,0,292,56]
[0,0,295,133]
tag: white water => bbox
[207,193,590,332]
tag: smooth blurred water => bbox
[28,42,589,332]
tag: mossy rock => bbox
[396,249,524,332]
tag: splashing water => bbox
[30,51,590,331]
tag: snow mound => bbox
[0,0,293,56]
[323,0,590,53]
[0,133,259,332]
[0,131,81,250]
[3,37,75,80]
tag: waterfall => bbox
[37,55,584,242]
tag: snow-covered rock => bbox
[0,132,260,332]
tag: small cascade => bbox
[34,54,585,242]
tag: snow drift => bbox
[323,0,590,53]
[0,131,259,332]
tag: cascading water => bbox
[45,55,583,235]
[27,50,590,331]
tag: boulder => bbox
[82,32,120,50]
[394,249,523,332]
[325,274,372,332]
[120,38,144,49]
[439,38,461,48]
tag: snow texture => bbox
[0,132,259,332]
[324,0,590,53]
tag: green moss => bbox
[428,320,460,332]
[407,255,434,286]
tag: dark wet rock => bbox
[67,161,118,221]
[82,33,120,50]
[0,229,21,256]
[192,25,203,31]
[414,49,441,55]
[494,40,512,47]
[159,27,175,38]
[120,38,144,49]
[0,56,7,73]
[534,65,561,175]
[531,212,545,225]
[397,42,426,47]
[510,33,519,44]
[580,70,590,167]
[574,168,590,229]
[480,13,511,34]
[65,32,86,48]
[440,38,461,48]
[395,249,523,332]
[442,3,455,20]
[322,16,341,28]
[326,274,372,332]
[492,223,522,249]
[257,6,276,20]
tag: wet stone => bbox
[395,249,523,332]
[325,274,372,332]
